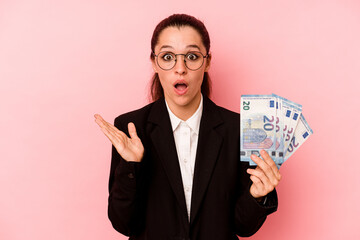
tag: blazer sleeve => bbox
[107,117,146,237]
[234,162,278,237]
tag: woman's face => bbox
[152,26,211,113]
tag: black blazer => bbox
[108,96,277,240]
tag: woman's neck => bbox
[165,93,202,121]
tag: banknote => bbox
[240,95,279,167]
[240,94,313,168]
[284,114,313,161]
[273,94,284,166]
[282,100,302,155]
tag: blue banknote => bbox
[240,95,279,168]
[240,94,312,168]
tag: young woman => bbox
[94,14,281,240]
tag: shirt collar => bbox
[165,94,203,135]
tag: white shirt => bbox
[165,95,203,220]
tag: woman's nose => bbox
[174,56,187,74]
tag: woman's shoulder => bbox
[217,105,239,118]
[205,97,239,122]
[204,98,240,138]
[217,106,240,129]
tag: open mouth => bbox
[174,82,188,95]
[175,83,188,90]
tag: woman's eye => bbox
[162,54,174,61]
[187,53,199,61]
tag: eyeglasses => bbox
[153,51,208,71]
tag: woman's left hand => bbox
[246,150,282,199]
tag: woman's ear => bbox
[205,53,211,72]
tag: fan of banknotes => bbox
[240,94,313,168]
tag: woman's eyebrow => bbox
[186,44,201,50]
[159,44,201,51]
[159,45,174,51]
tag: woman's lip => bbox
[174,79,187,85]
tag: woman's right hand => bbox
[94,114,144,162]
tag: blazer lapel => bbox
[190,96,224,224]
[147,98,188,218]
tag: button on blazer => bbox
[108,96,278,240]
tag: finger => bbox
[94,116,129,147]
[248,168,275,194]
[95,115,128,140]
[250,154,280,186]
[94,114,111,128]
[249,175,265,198]
[247,168,271,187]
[260,150,282,180]
[103,121,128,139]
[94,114,112,127]
[249,174,262,185]
[128,122,139,140]
[94,114,106,123]
[98,123,122,145]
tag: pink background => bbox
[1,0,359,239]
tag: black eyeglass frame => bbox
[152,51,209,71]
